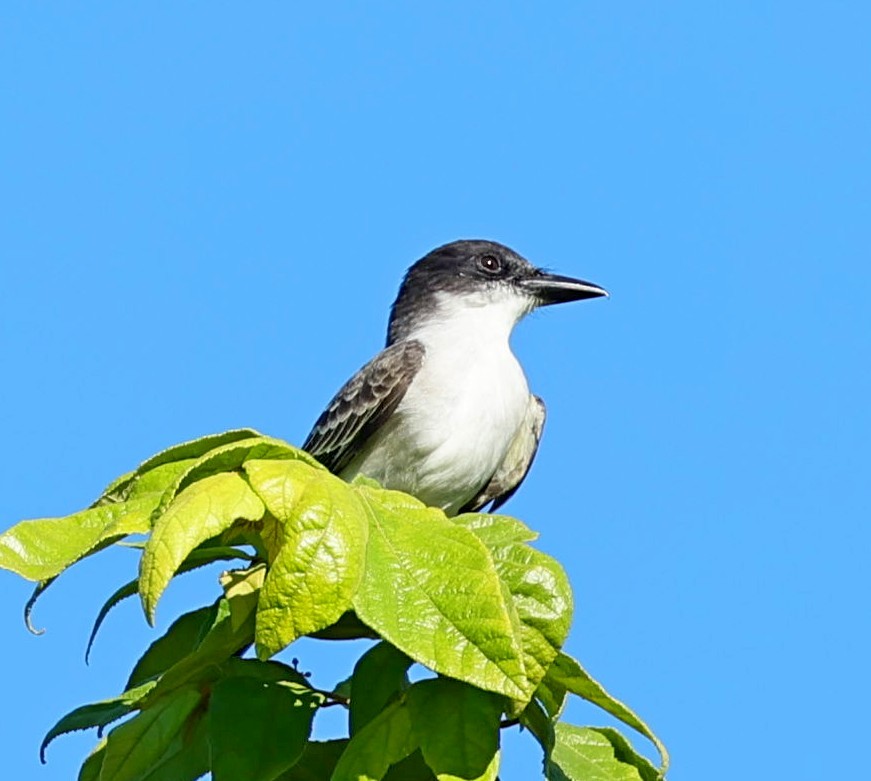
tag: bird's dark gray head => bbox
[387,239,607,344]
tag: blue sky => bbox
[1,4,869,779]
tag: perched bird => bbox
[303,239,607,515]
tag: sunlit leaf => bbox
[0,496,155,582]
[243,459,369,657]
[457,513,573,709]
[544,652,669,773]
[139,472,265,622]
[546,724,644,781]
[220,562,266,633]
[154,436,324,515]
[352,486,528,700]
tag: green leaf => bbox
[134,429,263,478]
[352,486,528,700]
[138,707,209,781]
[220,562,266,633]
[544,652,669,774]
[41,681,156,762]
[242,459,369,656]
[0,496,155,581]
[127,604,219,689]
[77,739,107,781]
[276,740,348,781]
[331,699,418,781]
[154,436,324,515]
[350,642,412,736]
[587,728,662,781]
[209,675,320,781]
[139,472,265,622]
[535,674,568,720]
[97,459,197,507]
[99,687,202,781]
[407,678,502,781]
[453,512,539,546]
[546,724,644,781]
[1,436,242,583]
[94,429,263,505]
[143,596,255,702]
[458,513,573,703]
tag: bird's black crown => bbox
[387,239,537,344]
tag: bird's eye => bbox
[478,254,502,274]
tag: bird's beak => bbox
[521,271,609,306]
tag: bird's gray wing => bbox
[302,340,426,474]
[460,394,547,514]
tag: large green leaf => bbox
[139,472,265,622]
[407,678,503,781]
[154,436,324,516]
[352,486,528,700]
[453,512,539,546]
[331,699,418,781]
[94,429,263,505]
[3,434,258,583]
[209,675,320,781]
[40,681,156,762]
[544,652,669,774]
[96,460,197,507]
[242,459,369,656]
[457,513,573,706]
[0,496,155,582]
[349,642,412,736]
[99,687,203,781]
[546,724,644,781]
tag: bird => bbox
[302,239,607,516]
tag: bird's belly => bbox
[342,353,530,514]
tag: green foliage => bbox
[1,430,669,780]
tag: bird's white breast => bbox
[341,292,533,514]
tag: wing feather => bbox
[302,340,426,474]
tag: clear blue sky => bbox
[2,4,868,779]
